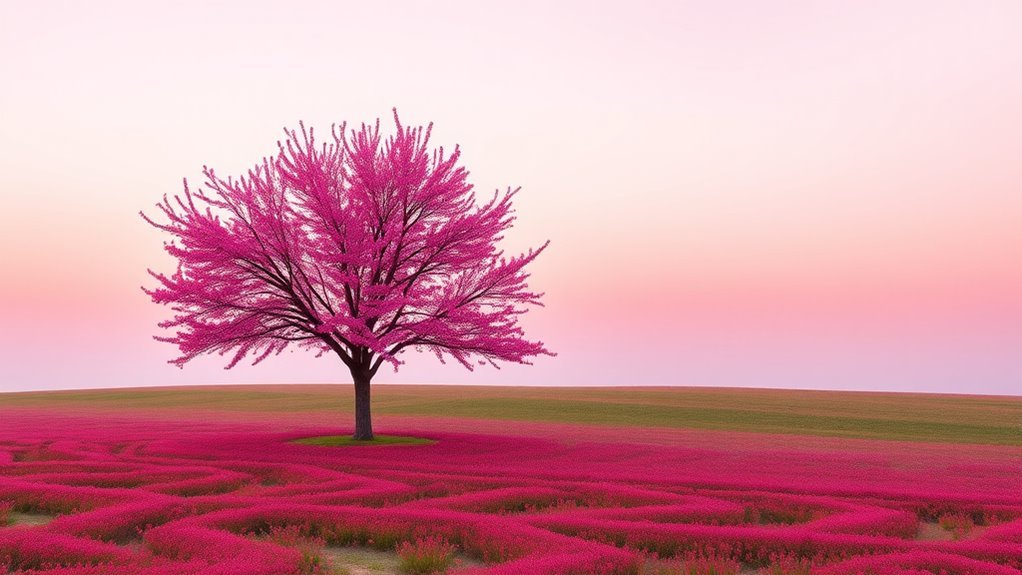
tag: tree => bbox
[142,110,553,440]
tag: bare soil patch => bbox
[916,521,988,541]
[322,546,481,575]
[6,512,54,526]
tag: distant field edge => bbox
[2,384,1021,447]
[2,383,1021,399]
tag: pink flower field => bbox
[1,399,1021,575]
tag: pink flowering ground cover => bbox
[1,397,1021,575]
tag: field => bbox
[1,385,1022,575]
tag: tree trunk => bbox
[352,369,374,440]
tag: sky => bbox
[0,1,1020,395]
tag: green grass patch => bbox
[397,536,456,574]
[323,546,403,575]
[292,434,435,447]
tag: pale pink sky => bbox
[1,1,1020,394]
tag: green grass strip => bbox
[291,434,435,447]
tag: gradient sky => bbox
[1,1,1020,394]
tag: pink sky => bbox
[1,1,1020,394]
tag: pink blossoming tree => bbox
[142,110,552,440]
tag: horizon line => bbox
[2,381,1020,400]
